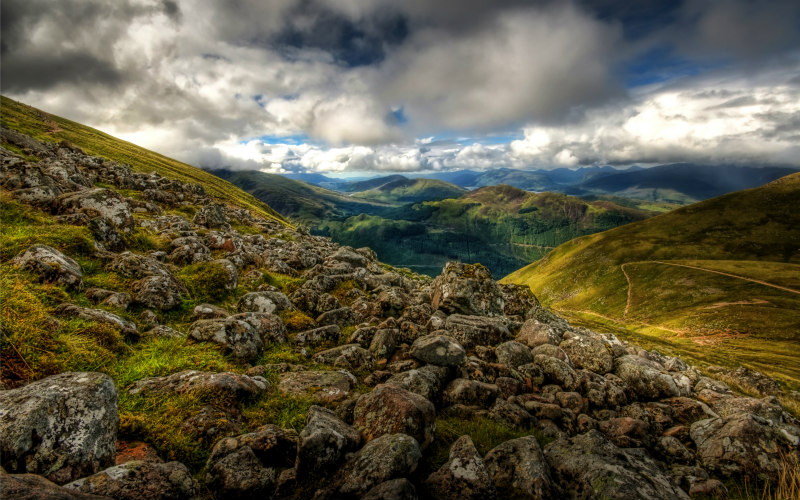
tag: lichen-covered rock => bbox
[516,320,561,347]
[431,262,504,316]
[499,283,542,319]
[544,430,690,500]
[328,247,368,268]
[55,188,133,231]
[237,291,292,314]
[313,344,374,370]
[409,334,466,367]
[385,365,449,402]
[192,203,230,230]
[0,470,113,500]
[64,461,199,500]
[444,314,510,349]
[192,303,230,320]
[353,384,436,449]
[598,417,651,448]
[88,217,125,252]
[0,372,118,484]
[614,355,680,400]
[11,245,83,290]
[369,328,398,360]
[560,334,614,374]
[188,312,285,361]
[277,370,356,403]
[316,306,357,328]
[291,325,340,347]
[296,406,361,475]
[534,354,579,391]
[131,275,185,311]
[128,370,269,399]
[690,412,791,480]
[54,304,139,338]
[335,434,422,498]
[361,478,418,500]
[495,340,534,368]
[424,435,496,500]
[443,379,499,407]
[484,436,554,500]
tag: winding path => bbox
[620,260,800,319]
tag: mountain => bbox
[337,174,410,193]
[472,168,560,191]
[350,177,467,204]
[504,173,800,391]
[283,172,338,185]
[574,163,798,203]
[414,169,482,187]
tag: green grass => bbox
[1,96,288,226]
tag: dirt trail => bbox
[619,260,799,319]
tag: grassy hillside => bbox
[504,173,800,390]
[350,177,467,203]
[0,96,287,224]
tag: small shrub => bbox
[178,261,235,303]
[240,392,313,433]
[279,309,316,333]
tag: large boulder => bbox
[409,334,466,367]
[0,372,118,484]
[484,436,554,500]
[11,245,83,290]
[431,262,504,316]
[495,341,534,368]
[516,320,561,348]
[296,406,361,475]
[534,354,579,391]
[0,471,113,500]
[55,188,133,231]
[424,435,496,500]
[130,275,185,311]
[544,430,689,500]
[188,312,285,361]
[277,370,356,403]
[614,355,680,400]
[335,434,422,498]
[128,370,269,399]
[313,344,374,370]
[443,379,499,407]
[444,314,510,349]
[353,384,436,449]
[559,334,614,374]
[64,461,198,500]
[385,365,449,402]
[192,204,230,230]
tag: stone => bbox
[444,314,510,349]
[516,320,561,347]
[144,325,184,338]
[534,354,579,391]
[443,378,499,407]
[192,204,229,230]
[54,304,139,338]
[11,245,83,290]
[0,372,118,484]
[335,434,421,498]
[207,424,297,471]
[296,406,361,475]
[431,262,504,316]
[328,247,368,268]
[313,344,374,370]
[0,471,113,500]
[353,384,436,449]
[188,312,285,361]
[424,435,496,500]
[277,370,356,403]
[292,325,340,347]
[369,328,398,360]
[206,446,275,499]
[361,478,418,500]
[544,430,689,500]
[409,334,466,367]
[88,217,125,252]
[131,275,185,311]
[55,188,133,231]
[489,399,533,427]
[598,417,651,448]
[560,334,614,374]
[237,291,285,314]
[191,303,230,320]
[316,307,356,328]
[499,283,542,319]
[495,340,534,368]
[64,461,198,500]
[385,365,449,402]
[484,436,554,500]
[128,370,269,399]
[615,355,680,399]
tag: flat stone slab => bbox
[277,370,356,403]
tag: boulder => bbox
[534,354,579,391]
[369,328,398,360]
[484,436,554,500]
[353,384,436,449]
[544,430,689,500]
[296,406,361,475]
[277,370,356,403]
[431,262,504,316]
[443,379,499,407]
[409,334,466,367]
[0,471,113,500]
[191,303,230,320]
[0,372,118,484]
[614,355,680,400]
[64,461,198,500]
[335,434,422,498]
[516,320,561,347]
[598,417,651,448]
[131,275,185,311]
[11,245,83,290]
[385,365,449,402]
[328,247,368,268]
[499,283,542,319]
[313,344,374,370]
[237,291,292,314]
[291,325,340,347]
[444,314,510,349]
[424,435,496,500]
[88,217,125,252]
[361,479,418,500]
[560,334,614,374]
[316,307,356,328]
[55,188,133,231]
[54,304,138,338]
[495,341,534,368]
[128,370,269,399]
[192,204,229,230]
[188,313,285,361]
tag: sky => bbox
[2,0,800,175]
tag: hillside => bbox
[0,96,287,224]
[350,177,467,203]
[504,173,800,390]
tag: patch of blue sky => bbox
[623,45,730,87]
[239,133,313,146]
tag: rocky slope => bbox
[1,128,798,500]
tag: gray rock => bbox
[237,291,292,314]
[369,328,398,360]
[144,325,184,338]
[64,461,198,500]
[128,370,269,399]
[188,312,285,361]
[544,430,689,500]
[534,354,579,391]
[192,204,230,230]
[484,436,554,500]
[316,307,356,328]
[206,446,276,499]
[431,262,504,316]
[409,334,466,367]
[443,378,499,407]
[353,384,436,449]
[296,406,361,475]
[191,303,230,320]
[424,435,496,500]
[385,365,449,402]
[0,372,118,484]
[361,478,418,500]
[313,344,374,370]
[277,370,356,403]
[516,320,561,347]
[11,245,83,290]
[55,188,133,231]
[207,424,297,471]
[560,334,614,374]
[328,247,368,268]
[614,355,680,399]
[495,341,534,368]
[292,325,340,347]
[88,217,125,252]
[444,314,510,349]
[336,434,422,497]
[131,275,185,311]
[54,304,139,338]
[0,471,113,500]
